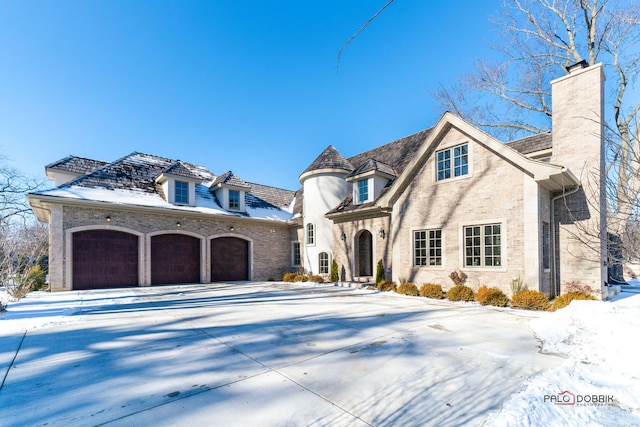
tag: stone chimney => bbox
[550,62,607,296]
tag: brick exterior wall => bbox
[387,127,533,295]
[331,214,391,282]
[50,203,292,290]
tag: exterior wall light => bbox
[340,233,346,241]
[106,216,111,222]
[230,226,235,232]
[176,222,181,227]
[379,229,385,239]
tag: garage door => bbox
[151,234,201,285]
[211,237,249,281]
[73,230,139,290]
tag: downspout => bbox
[550,185,581,297]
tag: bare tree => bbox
[437,1,640,220]
[0,157,43,226]
[0,157,47,296]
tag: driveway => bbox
[0,282,561,426]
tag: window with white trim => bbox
[319,252,329,274]
[292,242,301,266]
[437,144,468,181]
[414,229,442,267]
[306,223,315,245]
[175,181,189,204]
[357,179,369,203]
[464,223,501,267]
[229,190,240,210]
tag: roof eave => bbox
[325,204,389,220]
[299,168,352,184]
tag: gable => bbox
[377,113,579,208]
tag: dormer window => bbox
[155,161,202,207]
[211,171,251,213]
[229,190,240,210]
[358,179,369,203]
[346,159,395,206]
[175,181,189,204]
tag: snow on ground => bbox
[1,283,639,426]
[485,289,640,426]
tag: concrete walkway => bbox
[0,282,562,426]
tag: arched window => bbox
[306,223,315,245]
[319,252,329,274]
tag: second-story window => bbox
[358,179,369,203]
[229,190,240,210]
[175,181,189,204]
[437,144,468,181]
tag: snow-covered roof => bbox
[30,152,296,222]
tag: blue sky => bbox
[0,0,502,190]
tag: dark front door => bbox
[72,230,138,290]
[151,234,201,285]
[358,230,373,277]
[210,237,249,282]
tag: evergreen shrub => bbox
[511,290,550,311]
[447,285,475,302]
[419,283,444,299]
[396,282,419,296]
[475,286,509,307]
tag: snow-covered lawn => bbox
[0,282,638,426]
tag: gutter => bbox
[550,184,581,297]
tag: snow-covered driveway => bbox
[0,282,561,426]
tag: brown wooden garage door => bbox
[151,234,201,285]
[210,237,249,282]
[73,230,139,290]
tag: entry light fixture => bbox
[379,229,386,239]
[176,221,181,228]
[230,226,235,232]
[106,216,111,222]
[340,232,346,241]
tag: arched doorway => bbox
[356,230,373,277]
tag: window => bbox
[175,181,189,204]
[414,229,442,267]
[319,252,329,274]
[437,144,468,181]
[292,242,301,266]
[306,223,315,245]
[229,190,240,210]
[464,224,501,267]
[357,179,369,203]
[542,222,550,270]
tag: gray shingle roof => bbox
[45,155,109,176]
[506,132,552,155]
[323,128,432,215]
[301,145,353,176]
[346,158,396,179]
[347,128,432,175]
[160,161,203,181]
[64,152,175,193]
[246,182,295,209]
[212,171,250,188]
